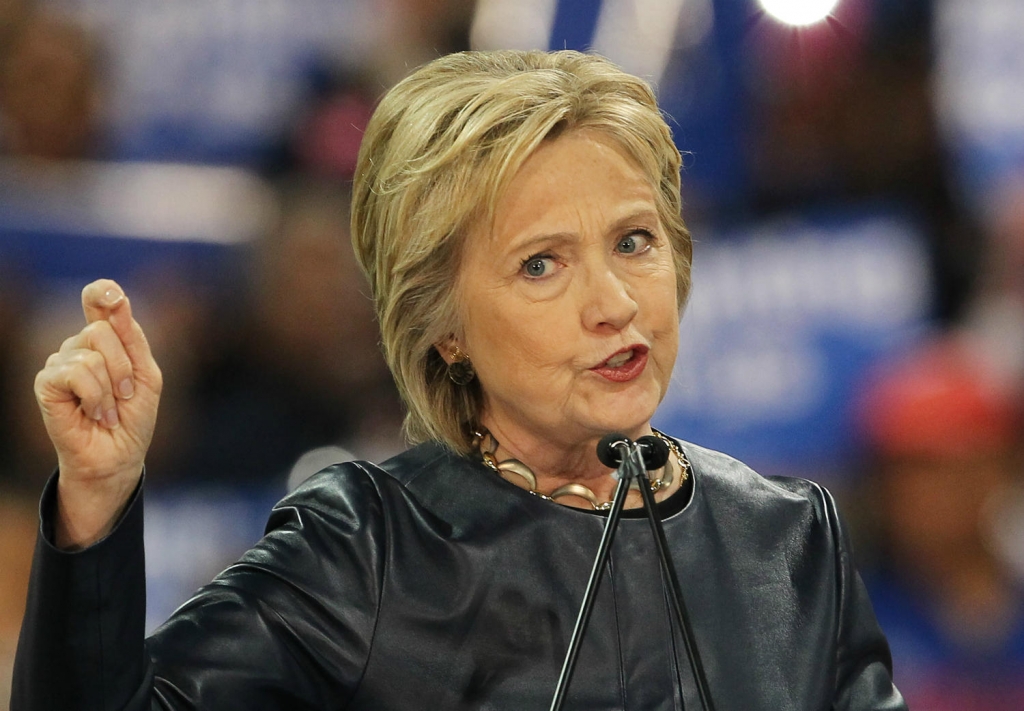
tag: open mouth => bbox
[591,345,649,382]
[604,349,636,368]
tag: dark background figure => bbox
[0,9,101,160]
[854,337,1024,710]
[744,0,980,323]
[180,179,405,487]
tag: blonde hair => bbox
[351,49,691,455]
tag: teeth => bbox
[605,350,633,368]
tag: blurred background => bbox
[0,0,1022,707]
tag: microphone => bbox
[596,433,631,468]
[596,433,670,470]
[636,435,670,470]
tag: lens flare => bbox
[760,0,840,26]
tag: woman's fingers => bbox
[37,279,162,436]
[39,348,120,428]
[80,279,162,396]
[59,318,134,400]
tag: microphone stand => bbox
[634,452,716,711]
[548,439,716,711]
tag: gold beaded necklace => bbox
[472,428,690,511]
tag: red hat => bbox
[856,337,1019,458]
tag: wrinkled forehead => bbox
[470,126,660,245]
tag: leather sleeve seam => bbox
[346,461,391,702]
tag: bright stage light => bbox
[759,0,840,26]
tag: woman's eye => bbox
[616,231,653,255]
[521,255,555,278]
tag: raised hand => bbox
[34,279,163,548]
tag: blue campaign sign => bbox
[0,159,272,284]
[41,0,377,163]
[653,210,933,474]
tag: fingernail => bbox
[104,407,120,429]
[92,405,103,421]
[102,288,124,308]
[119,378,134,399]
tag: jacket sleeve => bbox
[822,487,907,711]
[11,465,386,711]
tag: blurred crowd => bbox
[1,0,1022,708]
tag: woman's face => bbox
[454,129,680,450]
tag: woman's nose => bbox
[580,263,638,332]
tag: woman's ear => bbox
[434,335,462,364]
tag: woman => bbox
[13,50,905,710]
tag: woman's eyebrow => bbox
[609,207,660,230]
[503,231,578,257]
[502,205,660,254]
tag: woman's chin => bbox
[576,396,659,439]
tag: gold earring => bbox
[447,346,475,385]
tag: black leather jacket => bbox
[13,439,906,710]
